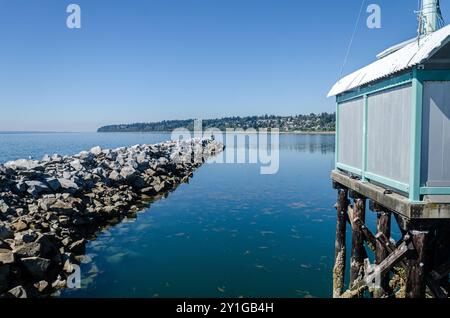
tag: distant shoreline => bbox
[96,131,336,135]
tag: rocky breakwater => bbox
[0,138,224,297]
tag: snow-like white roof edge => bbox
[328,24,450,97]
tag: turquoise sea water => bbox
[0,132,355,298]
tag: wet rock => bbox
[21,257,51,280]
[51,275,66,289]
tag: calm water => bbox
[0,132,355,298]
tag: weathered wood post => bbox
[333,188,349,298]
[350,194,366,293]
[405,230,430,298]
[374,210,391,298]
[433,224,450,292]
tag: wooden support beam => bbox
[333,189,349,298]
[354,217,376,252]
[405,231,431,298]
[364,240,412,286]
[350,197,367,293]
[375,211,391,298]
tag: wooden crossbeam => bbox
[363,241,412,287]
[354,217,377,252]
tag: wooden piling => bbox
[333,189,348,298]
[350,197,366,293]
[433,225,450,293]
[405,231,430,298]
[374,211,391,298]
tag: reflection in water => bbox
[0,132,340,298]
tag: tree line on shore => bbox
[98,113,336,133]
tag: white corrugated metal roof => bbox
[328,24,450,97]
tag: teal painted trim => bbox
[336,163,362,176]
[361,95,368,181]
[336,72,413,103]
[335,102,339,168]
[365,172,410,193]
[417,70,450,81]
[420,187,450,195]
[409,68,424,202]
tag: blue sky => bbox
[1,0,449,132]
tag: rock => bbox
[0,249,14,265]
[49,200,73,214]
[131,176,147,189]
[7,285,27,298]
[16,231,38,244]
[57,178,79,194]
[120,166,137,180]
[69,239,86,255]
[21,257,51,280]
[45,178,61,192]
[153,180,166,193]
[5,159,40,171]
[35,235,57,257]
[108,170,123,182]
[52,275,66,289]
[58,215,70,226]
[14,181,28,194]
[90,146,102,156]
[11,220,28,231]
[25,181,49,196]
[13,242,42,258]
[0,225,13,240]
[70,160,83,171]
[34,280,49,293]
[41,154,51,162]
[28,203,39,214]
[0,200,10,213]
